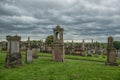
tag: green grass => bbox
[39,52,120,63]
[0,51,120,80]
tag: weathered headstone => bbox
[5,35,22,67]
[106,36,118,66]
[2,41,7,50]
[52,25,65,62]
[32,48,38,58]
[116,50,120,59]
[25,37,33,63]
[26,48,33,63]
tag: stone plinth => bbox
[52,43,64,62]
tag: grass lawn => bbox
[0,51,120,80]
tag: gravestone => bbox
[25,37,33,63]
[32,48,38,58]
[52,25,65,62]
[26,48,33,63]
[116,50,120,59]
[2,41,7,50]
[106,36,118,66]
[5,35,22,67]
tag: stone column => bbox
[106,36,118,66]
[5,35,22,67]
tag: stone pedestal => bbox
[52,25,65,62]
[52,43,64,62]
[5,35,22,67]
[106,36,118,66]
[106,48,117,65]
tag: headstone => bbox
[52,25,65,62]
[106,36,118,66]
[2,41,7,50]
[26,48,33,63]
[116,50,120,59]
[5,35,22,67]
[32,48,38,58]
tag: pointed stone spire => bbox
[28,36,30,47]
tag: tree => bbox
[45,35,54,45]
[113,41,120,50]
[31,40,38,48]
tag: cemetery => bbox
[0,25,120,80]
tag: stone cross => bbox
[26,48,33,63]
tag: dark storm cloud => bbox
[0,0,120,42]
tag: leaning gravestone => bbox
[106,36,118,66]
[26,48,33,63]
[5,35,22,68]
[52,25,65,62]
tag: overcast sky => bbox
[0,0,120,42]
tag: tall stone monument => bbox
[26,48,33,63]
[81,39,85,56]
[28,36,30,47]
[25,37,33,63]
[106,36,118,66]
[6,35,22,67]
[52,25,65,62]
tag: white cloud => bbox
[0,0,120,42]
